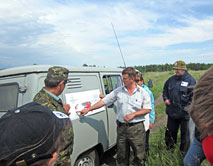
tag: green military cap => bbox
[173,60,187,70]
[46,66,69,82]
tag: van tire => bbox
[74,149,99,166]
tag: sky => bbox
[0,0,213,68]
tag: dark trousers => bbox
[145,129,150,153]
[116,122,146,166]
[165,116,190,153]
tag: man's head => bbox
[122,67,136,87]
[173,60,187,76]
[45,66,69,88]
[44,66,69,96]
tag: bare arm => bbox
[124,109,151,122]
[77,100,105,116]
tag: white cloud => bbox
[0,0,212,68]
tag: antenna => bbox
[111,22,126,67]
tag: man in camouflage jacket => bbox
[33,66,70,115]
[33,66,73,165]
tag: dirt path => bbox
[154,94,164,106]
[151,94,167,134]
[150,115,167,134]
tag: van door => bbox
[100,74,122,147]
[0,75,26,117]
[62,72,109,165]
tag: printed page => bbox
[65,89,105,120]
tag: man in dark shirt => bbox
[162,60,196,153]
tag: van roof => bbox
[0,65,123,77]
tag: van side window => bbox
[111,76,122,89]
[0,83,18,112]
[103,75,122,95]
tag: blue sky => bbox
[0,0,213,68]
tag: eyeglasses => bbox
[135,80,140,83]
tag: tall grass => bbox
[147,127,184,166]
[146,125,210,166]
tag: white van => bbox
[0,65,123,166]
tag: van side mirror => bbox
[148,79,153,88]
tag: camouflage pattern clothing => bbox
[46,66,69,82]
[33,88,67,114]
[34,89,74,165]
[56,125,74,166]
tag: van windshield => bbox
[0,83,18,112]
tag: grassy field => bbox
[142,70,207,99]
[146,127,210,166]
[137,70,209,166]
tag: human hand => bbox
[124,113,135,122]
[99,93,105,99]
[63,104,70,115]
[76,109,89,116]
[149,123,154,129]
[165,99,171,105]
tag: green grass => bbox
[139,70,209,166]
[146,126,210,166]
[189,70,207,81]
[143,71,172,99]
[147,70,208,120]
[147,127,184,166]
[143,70,207,100]
[155,102,165,120]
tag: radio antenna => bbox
[111,22,126,67]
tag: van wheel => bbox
[75,149,99,166]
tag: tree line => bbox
[2,63,211,72]
[135,63,213,73]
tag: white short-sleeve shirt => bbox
[102,85,151,123]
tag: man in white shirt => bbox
[78,67,151,166]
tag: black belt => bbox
[116,120,143,127]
